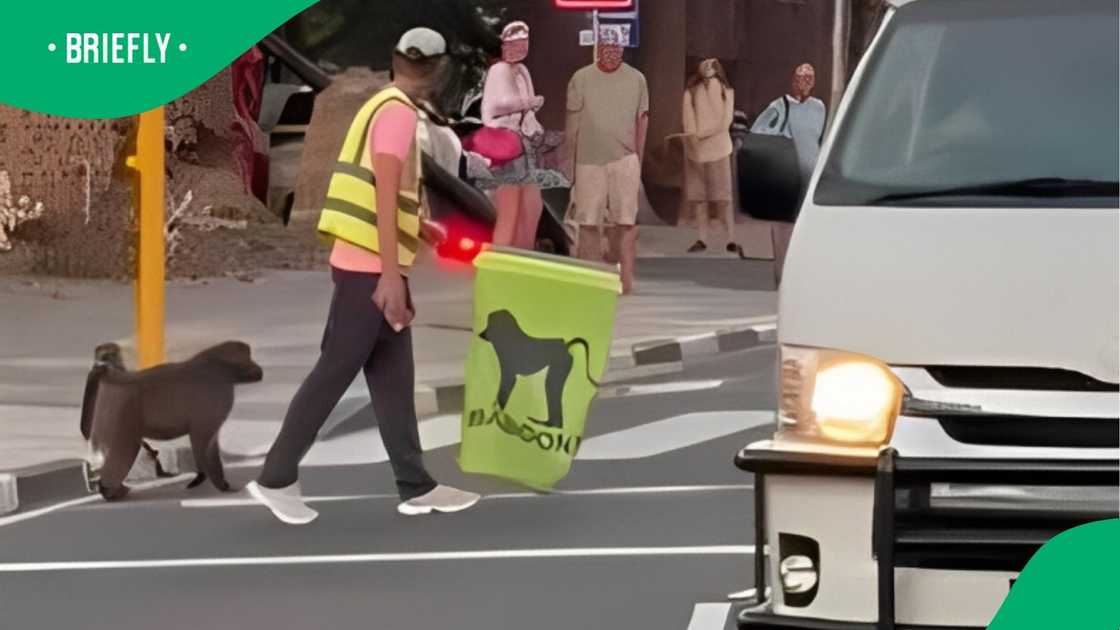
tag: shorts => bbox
[569,154,641,226]
[685,156,732,203]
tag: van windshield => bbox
[815,0,1120,208]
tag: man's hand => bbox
[373,272,413,332]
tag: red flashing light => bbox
[434,215,490,264]
[554,0,633,10]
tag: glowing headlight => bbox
[777,345,903,446]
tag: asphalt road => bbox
[0,346,777,630]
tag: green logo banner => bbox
[989,518,1119,629]
[0,0,317,118]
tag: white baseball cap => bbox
[395,27,447,60]
[501,21,530,42]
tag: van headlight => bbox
[778,345,903,446]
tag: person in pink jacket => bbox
[479,21,566,249]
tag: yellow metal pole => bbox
[134,106,166,369]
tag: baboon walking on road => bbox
[80,343,173,478]
[87,341,263,500]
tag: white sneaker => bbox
[397,485,481,516]
[247,481,319,525]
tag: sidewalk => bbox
[0,231,776,510]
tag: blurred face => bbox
[792,64,816,100]
[700,60,717,79]
[501,38,529,64]
[597,43,623,73]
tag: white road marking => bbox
[601,361,684,384]
[486,484,755,500]
[600,380,723,399]
[727,586,770,601]
[235,380,364,404]
[675,331,718,343]
[182,493,388,508]
[179,483,755,509]
[0,474,193,529]
[0,545,756,573]
[685,603,733,630]
[223,413,461,464]
[576,410,774,460]
[228,405,771,467]
[653,316,776,328]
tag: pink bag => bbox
[464,127,523,167]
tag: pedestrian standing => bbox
[682,58,742,257]
[750,62,826,285]
[478,21,566,249]
[565,29,649,295]
[247,28,480,525]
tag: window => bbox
[815,0,1120,208]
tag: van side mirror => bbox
[736,135,802,223]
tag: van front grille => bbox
[878,456,1119,573]
[926,366,1119,392]
[937,414,1120,448]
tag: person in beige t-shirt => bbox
[565,29,649,295]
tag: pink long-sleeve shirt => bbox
[329,102,417,274]
[482,61,542,137]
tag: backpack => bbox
[736,97,802,223]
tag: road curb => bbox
[0,460,90,516]
[420,318,777,410]
[629,318,777,368]
[0,450,193,517]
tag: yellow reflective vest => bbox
[317,86,423,267]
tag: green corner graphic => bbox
[988,518,1119,630]
[0,0,317,118]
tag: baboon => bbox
[87,341,263,500]
[478,310,599,430]
[80,343,173,478]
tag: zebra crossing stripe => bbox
[575,411,774,461]
[222,408,774,466]
[598,380,723,400]
[180,483,755,509]
[685,603,733,630]
[0,546,756,573]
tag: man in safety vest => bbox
[247,28,481,524]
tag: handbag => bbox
[737,96,802,223]
[463,126,524,168]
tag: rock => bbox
[293,67,390,214]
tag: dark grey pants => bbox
[258,267,437,500]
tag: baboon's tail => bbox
[565,338,600,387]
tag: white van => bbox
[735,0,1119,628]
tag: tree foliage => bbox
[281,0,509,117]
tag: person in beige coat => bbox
[682,58,742,256]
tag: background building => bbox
[499,0,887,223]
[0,0,889,277]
